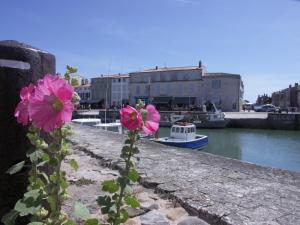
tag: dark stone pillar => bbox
[0,40,55,223]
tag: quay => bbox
[70,124,300,225]
[74,110,300,130]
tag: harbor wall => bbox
[70,124,300,225]
[74,110,300,130]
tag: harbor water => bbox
[157,128,300,173]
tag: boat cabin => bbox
[170,124,196,141]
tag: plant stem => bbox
[114,131,136,225]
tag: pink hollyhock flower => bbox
[14,83,35,125]
[120,106,142,130]
[142,104,160,135]
[28,74,74,132]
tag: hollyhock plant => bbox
[28,74,74,132]
[14,83,35,125]
[3,68,85,225]
[120,105,142,130]
[142,104,160,135]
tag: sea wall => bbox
[74,110,300,130]
[70,124,300,225]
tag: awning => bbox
[173,97,196,105]
[80,99,102,104]
[152,97,172,104]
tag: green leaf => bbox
[27,150,44,162]
[47,196,55,211]
[124,185,133,195]
[14,199,41,216]
[60,178,68,190]
[124,196,140,208]
[1,210,18,225]
[128,169,139,182]
[96,196,112,206]
[84,219,99,225]
[6,161,25,175]
[23,189,41,200]
[69,159,79,171]
[117,177,129,189]
[74,202,90,220]
[62,220,76,225]
[102,180,119,193]
[119,208,129,223]
[28,222,44,225]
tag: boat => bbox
[72,118,101,126]
[154,123,208,149]
[193,102,229,128]
[194,111,229,128]
[94,119,122,134]
[170,114,185,124]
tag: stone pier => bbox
[70,124,300,225]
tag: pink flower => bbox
[120,106,142,130]
[142,104,160,135]
[14,84,35,125]
[28,74,74,132]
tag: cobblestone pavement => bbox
[62,148,208,225]
[70,124,300,225]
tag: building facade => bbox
[272,83,299,111]
[129,63,243,111]
[91,75,112,108]
[129,65,204,110]
[74,84,91,101]
[111,74,130,107]
[203,73,244,112]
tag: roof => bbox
[92,73,129,79]
[203,72,241,78]
[110,73,129,78]
[74,84,91,88]
[131,66,203,74]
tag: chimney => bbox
[199,60,202,68]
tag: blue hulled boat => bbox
[155,123,208,150]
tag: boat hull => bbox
[155,135,208,150]
[194,119,229,129]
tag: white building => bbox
[111,74,130,107]
[129,62,244,111]
[129,63,205,110]
[74,84,91,103]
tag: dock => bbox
[70,124,300,225]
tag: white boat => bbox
[154,123,208,150]
[94,120,122,134]
[194,111,229,128]
[170,114,185,124]
[72,118,101,126]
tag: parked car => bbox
[256,104,280,112]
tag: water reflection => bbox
[157,128,300,172]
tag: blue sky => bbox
[1,0,300,102]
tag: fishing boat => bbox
[194,111,229,128]
[154,123,208,149]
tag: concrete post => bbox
[0,40,55,222]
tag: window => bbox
[172,127,175,132]
[176,127,180,133]
[212,80,221,89]
[156,85,160,94]
[188,128,191,133]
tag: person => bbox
[202,104,207,112]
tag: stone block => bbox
[0,40,55,222]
